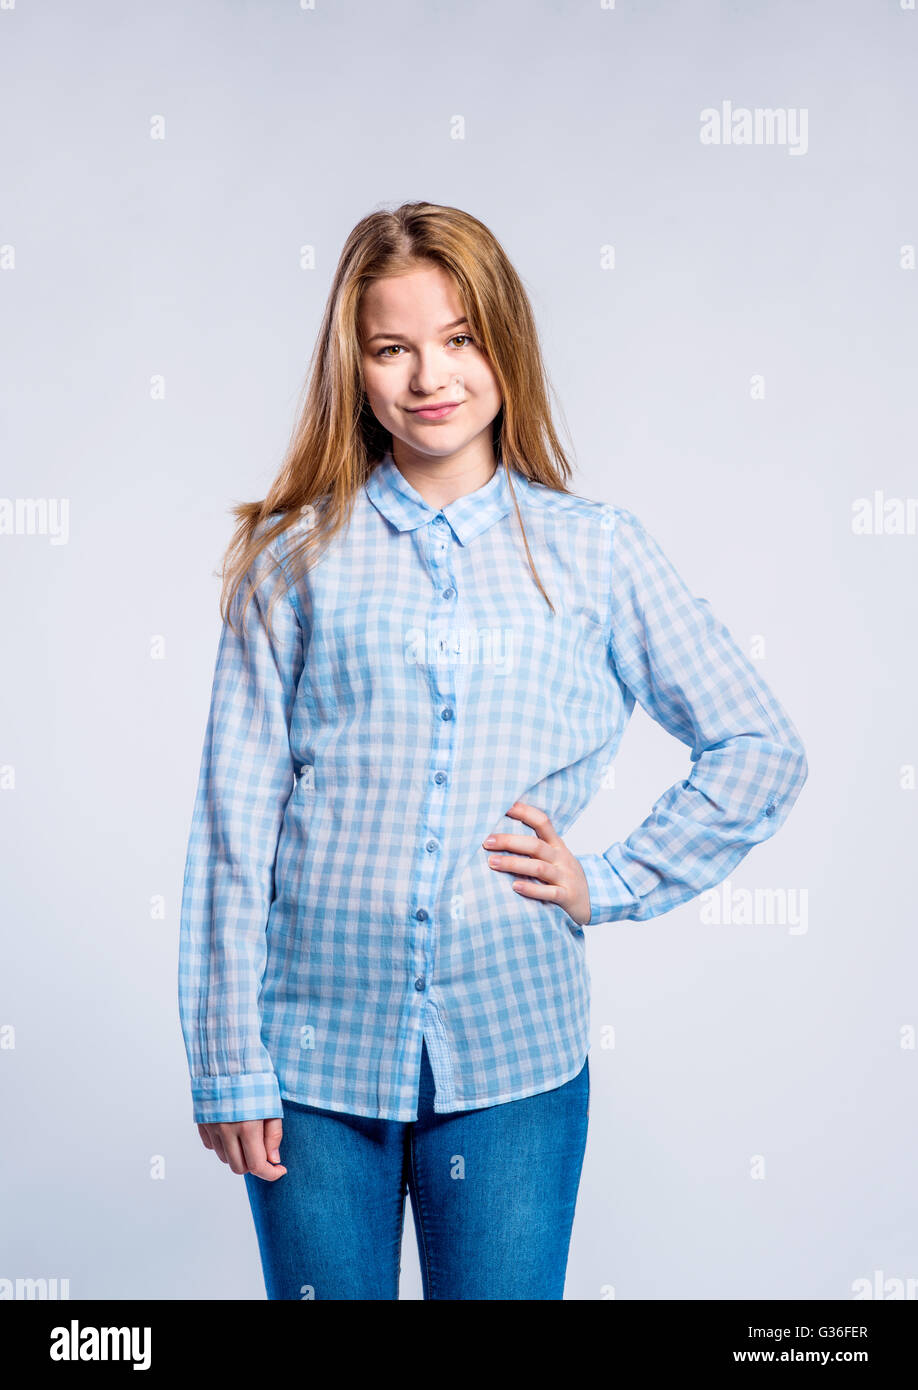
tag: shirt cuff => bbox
[576,850,640,925]
[191,1071,284,1124]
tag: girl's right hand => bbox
[197,1119,287,1180]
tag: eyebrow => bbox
[364,317,470,343]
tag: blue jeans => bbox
[244,1037,590,1299]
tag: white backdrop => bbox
[2,0,916,1300]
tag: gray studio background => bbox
[2,0,916,1300]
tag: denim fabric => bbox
[243,1036,590,1300]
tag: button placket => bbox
[410,512,459,1083]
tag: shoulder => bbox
[515,473,645,540]
[254,508,317,566]
[234,515,308,607]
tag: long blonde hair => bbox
[221,200,577,634]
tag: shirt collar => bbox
[364,450,523,546]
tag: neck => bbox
[390,443,499,509]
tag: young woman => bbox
[178,201,808,1301]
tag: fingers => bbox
[487,845,567,903]
[218,1126,250,1174]
[482,832,555,859]
[264,1117,284,1167]
[503,801,563,846]
[208,1128,229,1165]
[510,877,565,904]
[198,1120,287,1181]
[486,849,560,882]
[485,802,589,924]
[240,1123,287,1182]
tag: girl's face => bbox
[358,262,503,467]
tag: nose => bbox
[411,349,460,397]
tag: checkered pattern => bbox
[178,452,808,1123]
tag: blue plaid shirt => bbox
[178,452,807,1123]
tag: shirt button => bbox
[441,707,454,720]
[442,587,455,599]
[415,977,426,991]
[434,515,446,526]
[434,771,447,785]
[425,838,438,852]
[415,908,428,921]
[765,803,777,817]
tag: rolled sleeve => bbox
[579,508,808,925]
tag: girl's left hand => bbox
[482,800,592,926]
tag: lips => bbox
[408,402,462,420]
